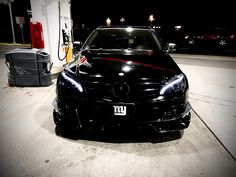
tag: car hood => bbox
[77,50,181,79]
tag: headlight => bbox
[160,74,186,95]
[56,71,84,105]
[60,71,83,92]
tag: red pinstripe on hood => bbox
[100,57,176,73]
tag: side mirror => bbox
[166,43,177,52]
[73,41,83,53]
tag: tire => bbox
[53,109,80,138]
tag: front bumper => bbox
[53,98,192,133]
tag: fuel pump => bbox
[57,1,72,63]
[30,0,73,67]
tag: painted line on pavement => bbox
[192,107,236,162]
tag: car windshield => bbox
[83,28,162,51]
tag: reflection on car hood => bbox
[78,50,181,79]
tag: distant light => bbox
[106,17,111,26]
[120,17,125,23]
[153,26,161,29]
[148,14,155,23]
[175,25,182,31]
[126,27,133,32]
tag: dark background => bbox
[0,0,235,45]
[71,0,236,48]
[0,0,31,43]
[71,0,235,28]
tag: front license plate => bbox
[113,105,127,116]
[112,103,135,117]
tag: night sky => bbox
[0,0,235,28]
[0,0,235,43]
[71,0,236,29]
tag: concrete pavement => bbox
[0,52,236,176]
[173,53,236,62]
[175,61,236,160]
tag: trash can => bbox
[5,48,52,87]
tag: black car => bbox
[53,26,191,135]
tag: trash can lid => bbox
[5,48,44,61]
[6,48,42,55]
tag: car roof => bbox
[96,26,154,31]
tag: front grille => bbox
[130,78,161,102]
[82,76,163,102]
[82,76,114,100]
[81,75,186,122]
